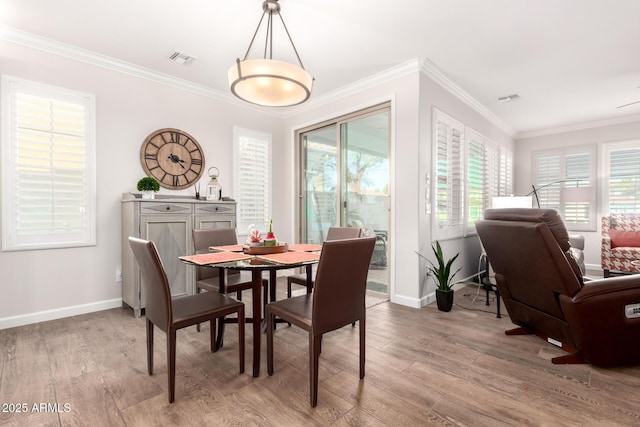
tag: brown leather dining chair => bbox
[286,226,362,298]
[192,228,268,334]
[128,237,245,403]
[266,237,376,407]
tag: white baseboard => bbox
[585,263,602,272]
[391,293,424,308]
[0,298,123,330]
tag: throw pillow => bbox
[609,230,640,248]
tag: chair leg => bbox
[196,287,202,332]
[210,319,216,352]
[238,305,245,374]
[146,318,154,375]
[263,282,268,310]
[604,269,610,278]
[310,333,321,407]
[267,309,274,375]
[359,317,366,379]
[216,318,226,350]
[285,280,292,326]
[167,329,177,403]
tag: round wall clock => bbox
[140,128,205,190]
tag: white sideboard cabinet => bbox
[121,193,236,317]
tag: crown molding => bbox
[418,57,516,137]
[515,113,640,139]
[0,26,222,98]
[286,58,421,117]
[0,25,286,118]
[0,25,522,131]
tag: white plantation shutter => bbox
[433,109,463,240]
[534,153,562,211]
[606,141,640,213]
[234,127,272,232]
[563,152,592,224]
[465,129,499,232]
[498,149,513,197]
[532,145,596,231]
[2,76,96,251]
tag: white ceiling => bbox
[2,0,640,136]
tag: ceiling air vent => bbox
[169,51,197,66]
[498,94,520,104]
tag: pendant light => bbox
[228,0,313,107]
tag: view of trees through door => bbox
[298,104,390,297]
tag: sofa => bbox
[601,213,640,277]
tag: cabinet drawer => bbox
[195,203,236,215]
[140,203,192,214]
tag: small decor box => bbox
[243,243,288,255]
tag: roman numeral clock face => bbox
[140,128,205,190]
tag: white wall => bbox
[0,41,519,327]
[515,119,640,271]
[281,60,515,308]
[0,40,282,327]
[417,70,515,303]
[282,68,422,307]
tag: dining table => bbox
[180,243,322,377]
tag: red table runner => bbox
[209,244,244,252]
[256,251,320,265]
[179,252,253,265]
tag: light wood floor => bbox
[2,285,640,426]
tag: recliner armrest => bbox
[560,274,640,366]
[569,234,584,250]
[572,275,640,302]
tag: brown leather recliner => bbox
[476,208,640,366]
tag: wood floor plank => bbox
[0,325,59,426]
[2,285,640,425]
[322,370,443,426]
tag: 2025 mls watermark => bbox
[2,403,71,413]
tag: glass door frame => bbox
[295,102,391,243]
[294,103,391,297]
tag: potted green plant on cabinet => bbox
[137,176,160,199]
[427,241,461,312]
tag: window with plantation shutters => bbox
[605,141,640,213]
[498,149,513,197]
[233,127,272,233]
[1,76,96,251]
[532,145,596,231]
[433,109,463,240]
[465,129,499,233]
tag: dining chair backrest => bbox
[325,226,362,241]
[192,228,240,281]
[312,237,376,334]
[128,237,172,331]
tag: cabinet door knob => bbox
[166,206,170,211]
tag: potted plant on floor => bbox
[427,241,461,312]
[137,176,160,199]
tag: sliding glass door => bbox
[298,105,390,295]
